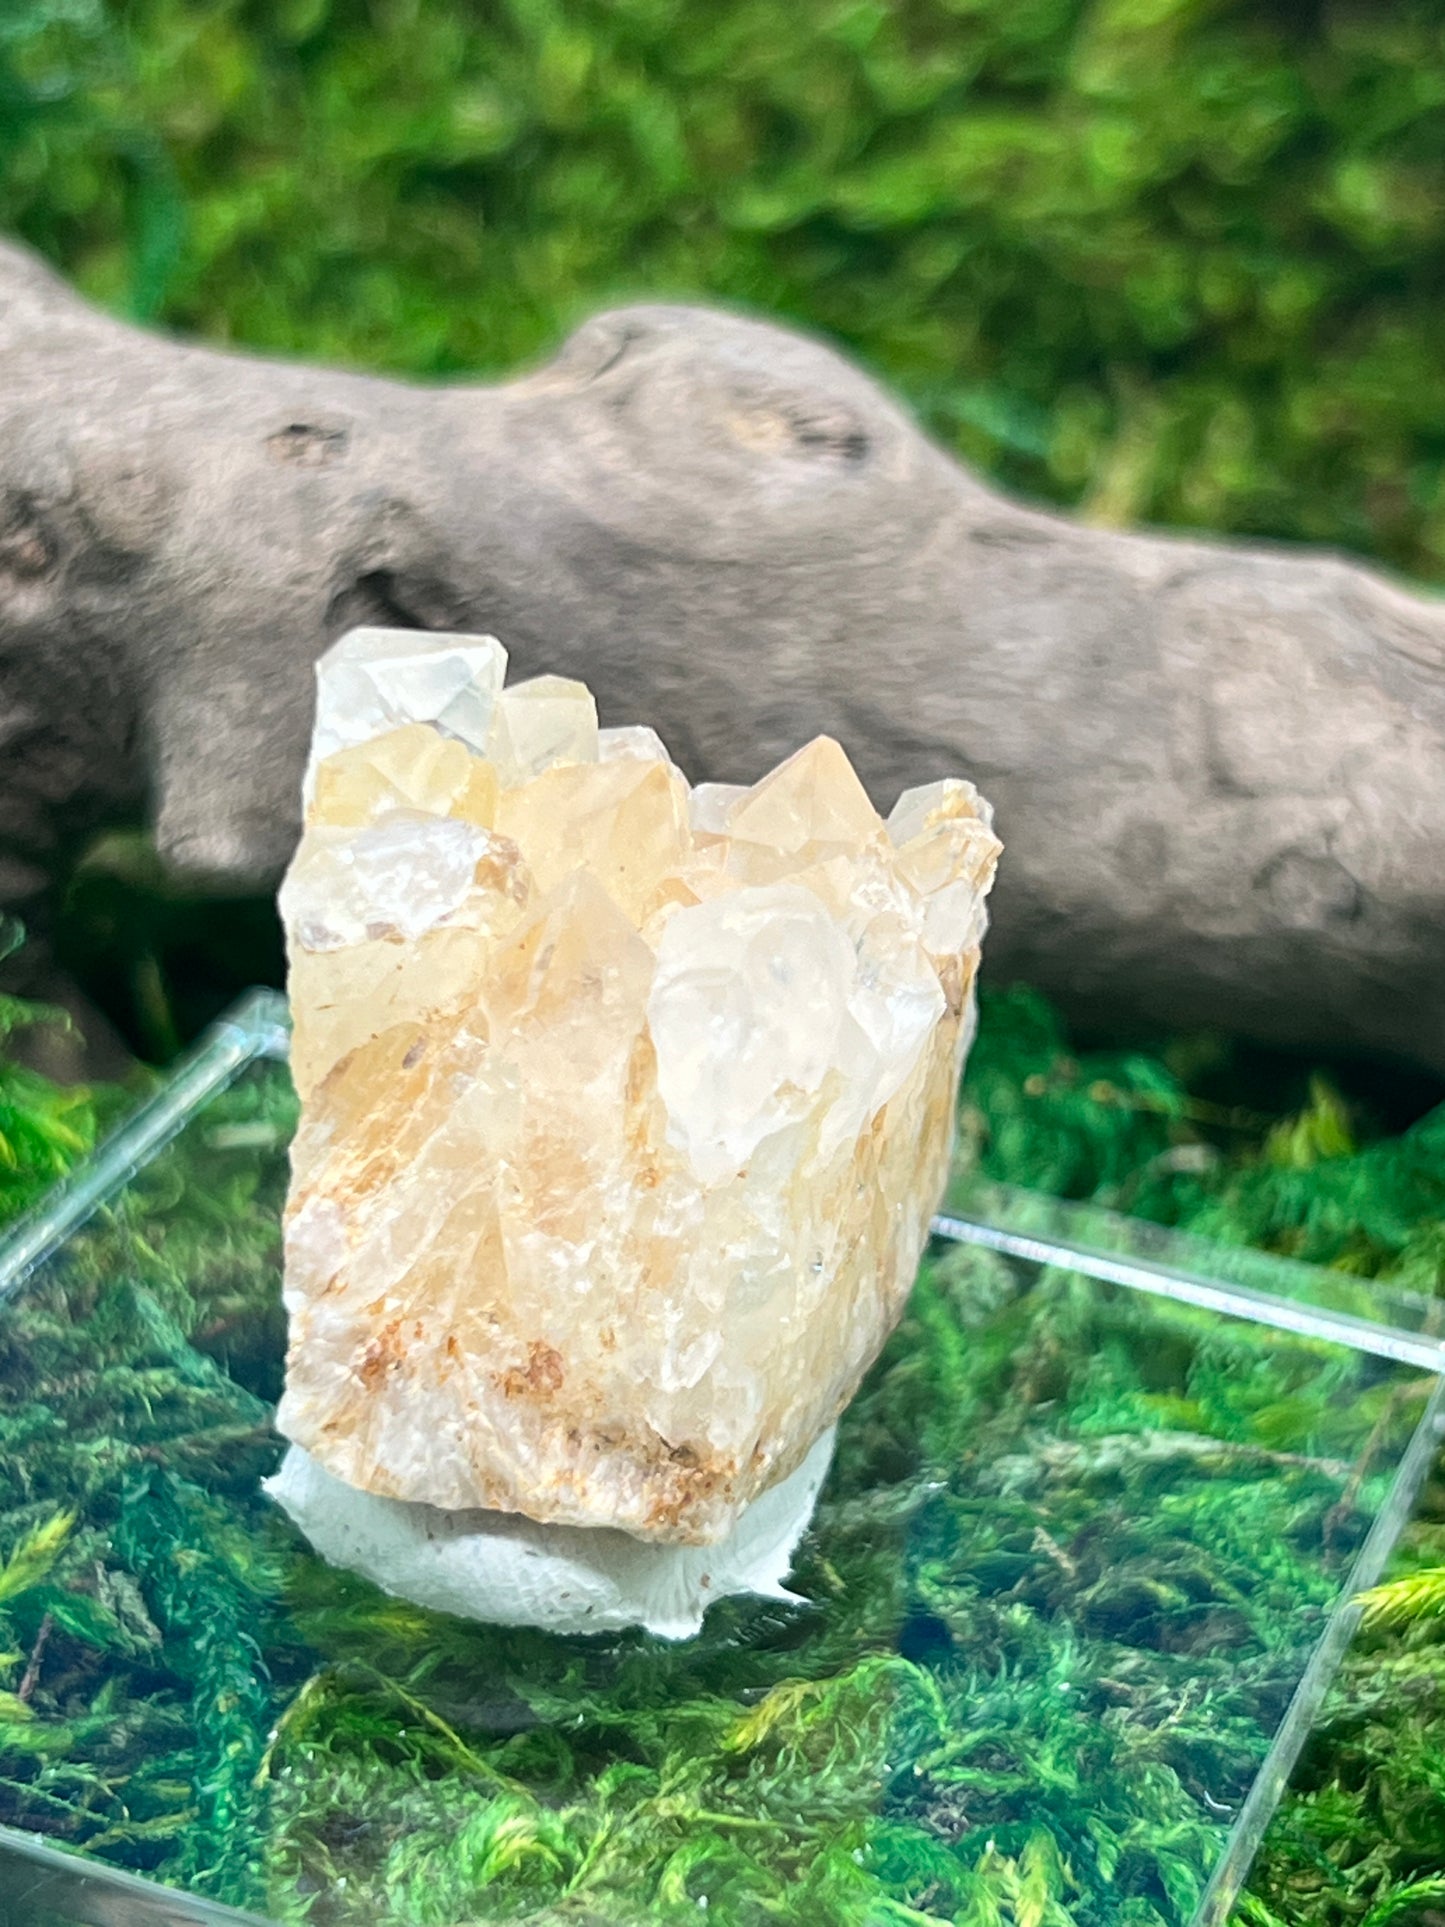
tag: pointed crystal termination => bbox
[304,626,509,799]
[280,627,1001,1556]
[488,673,599,781]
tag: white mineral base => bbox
[264,1427,836,1641]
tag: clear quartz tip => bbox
[306,626,509,798]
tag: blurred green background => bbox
[7,0,1445,571]
[3,0,1445,1056]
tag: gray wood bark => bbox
[1,236,1441,1069]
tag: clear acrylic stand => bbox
[0,991,1438,1927]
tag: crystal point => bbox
[728,735,884,853]
[598,723,675,768]
[306,627,508,797]
[487,673,599,781]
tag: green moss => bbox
[0,992,105,1221]
[964,986,1445,1285]
[0,990,1440,1924]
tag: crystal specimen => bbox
[278,626,1000,1560]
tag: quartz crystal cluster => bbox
[276,627,999,1621]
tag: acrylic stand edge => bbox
[1193,1372,1445,1927]
[0,1822,274,1927]
[933,1203,1445,1372]
[0,988,290,1307]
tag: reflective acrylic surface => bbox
[0,997,1438,1927]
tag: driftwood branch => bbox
[0,236,1441,1067]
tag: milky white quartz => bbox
[266,1427,834,1641]
[277,627,999,1604]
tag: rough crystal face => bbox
[279,628,1000,1546]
